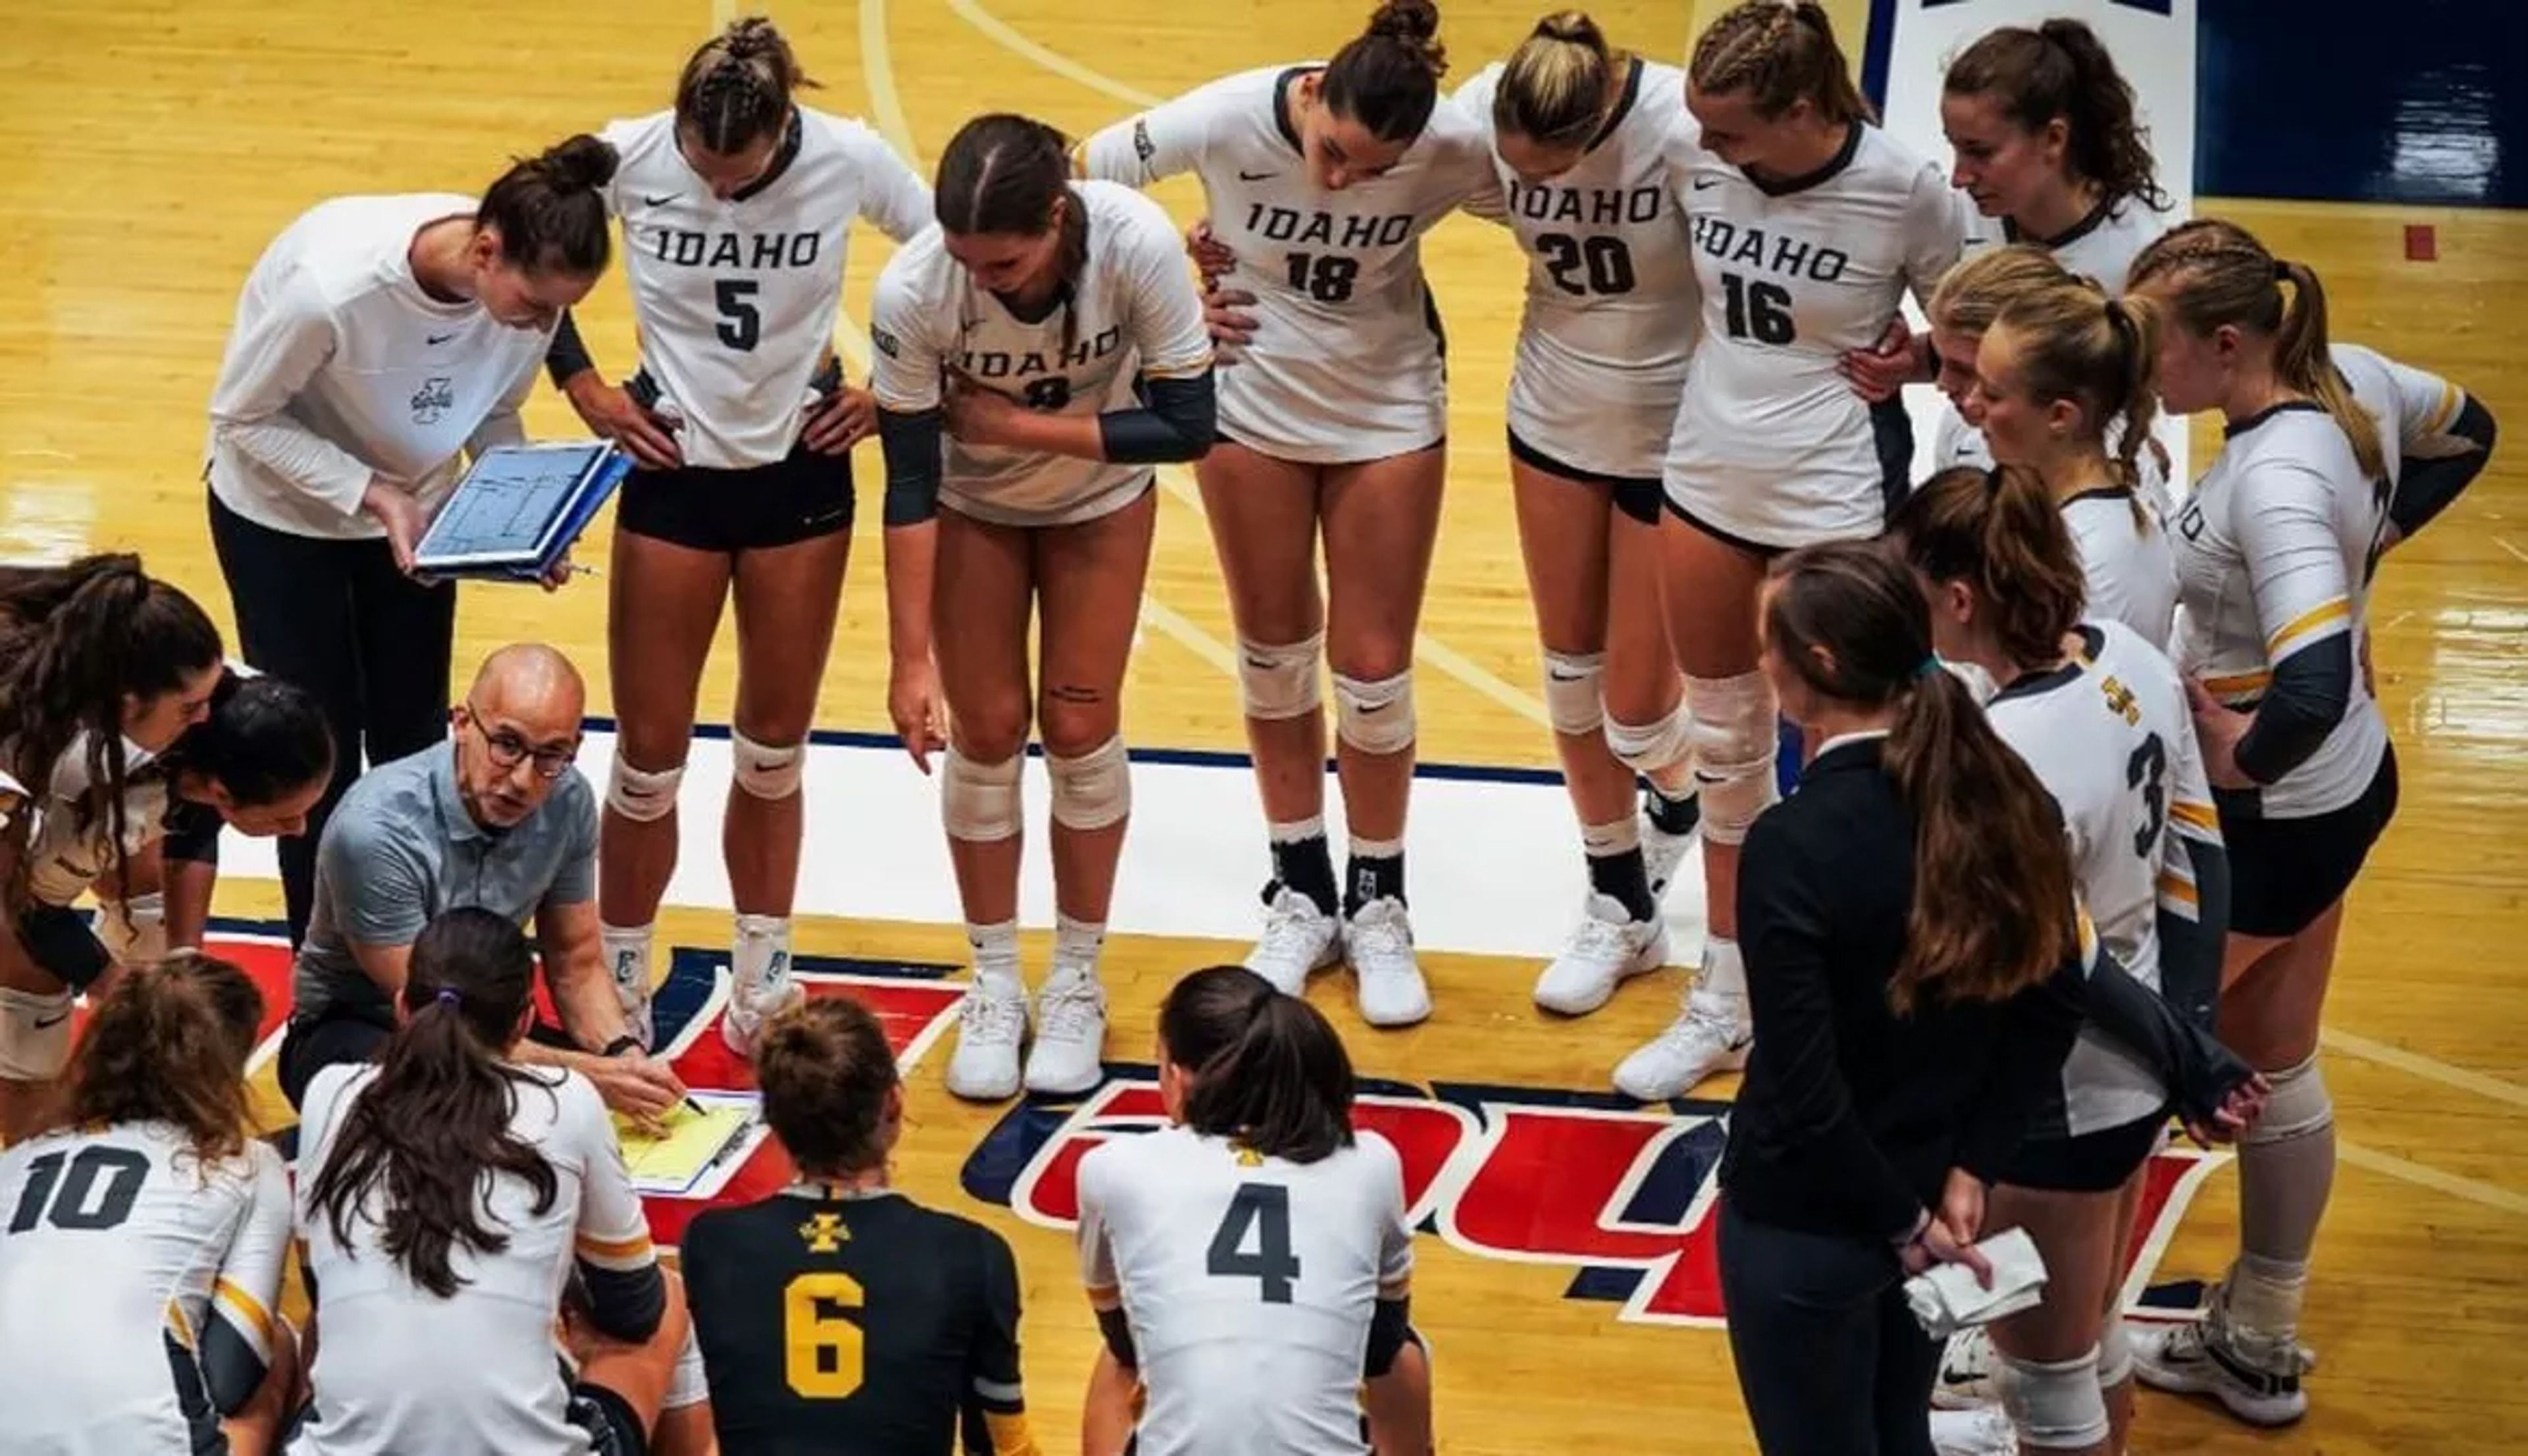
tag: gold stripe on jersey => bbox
[982,1409,1043,1455]
[164,1296,197,1350]
[213,1276,275,1345]
[2170,800,2221,834]
[2267,598,2352,658]
[2156,872,2200,911]
[2201,667,2273,702]
[575,1229,656,1266]
[2426,380,2464,434]
[1140,356,1216,380]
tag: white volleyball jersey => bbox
[1963,195,2172,295]
[2063,488,2179,646]
[0,1125,290,1456]
[2336,342,2468,470]
[1078,65,1496,463]
[293,1062,658,1456]
[21,733,172,908]
[1665,125,1969,546]
[869,180,1212,527]
[2171,402,2390,819]
[1454,58,1701,480]
[1078,1125,1413,1456]
[205,194,551,540]
[598,107,932,469]
[1988,621,2218,1133]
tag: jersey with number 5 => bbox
[1078,1125,1413,1456]
[1078,65,1495,463]
[1987,619,2217,1134]
[1664,124,1968,548]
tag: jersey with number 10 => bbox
[1077,1126,1413,1456]
[1079,66,1495,463]
[1454,57,1701,481]
[1664,124,1966,547]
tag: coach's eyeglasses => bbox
[461,702,580,780]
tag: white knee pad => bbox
[1606,700,1696,777]
[606,756,686,823]
[1540,650,1604,737]
[2095,1313,2133,1388]
[1047,736,1132,832]
[95,892,168,968]
[1683,672,1779,846]
[731,731,804,801]
[1332,669,1415,756]
[2000,1347,2111,1449]
[0,985,75,1081]
[1238,633,1324,721]
[2243,1053,2332,1146]
[941,750,1023,843]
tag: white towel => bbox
[1904,1227,2049,1339]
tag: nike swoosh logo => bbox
[1692,178,1721,190]
[1547,669,1587,682]
[643,193,679,207]
[426,332,457,346]
[33,1013,68,1029]
[1238,170,1276,182]
[1941,1364,1978,1385]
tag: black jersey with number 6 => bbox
[681,1185,1036,1455]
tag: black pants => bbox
[1718,1197,1938,1456]
[209,493,456,944]
[281,1006,577,1110]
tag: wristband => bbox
[602,1035,645,1058]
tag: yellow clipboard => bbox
[613,1101,755,1189]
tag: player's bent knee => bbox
[95,892,168,968]
[2243,1053,2332,1146]
[1605,699,1694,777]
[0,985,75,1080]
[941,750,1024,843]
[2095,1314,2132,1389]
[2001,1347,2111,1449]
[730,731,804,802]
[1047,735,1132,832]
[607,756,687,824]
[1541,650,1605,737]
[1332,669,1415,756]
[1684,672,1778,845]
[1238,633,1325,721]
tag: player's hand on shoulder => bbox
[562,373,684,471]
[803,384,878,456]
[1186,218,1237,284]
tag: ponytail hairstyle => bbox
[675,15,816,155]
[305,907,555,1299]
[1944,19,2167,212]
[477,134,618,279]
[934,113,1090,350]
[1323,0,1450,144]
[163,673,336,816]
[2128,219,2384,479]
[1988,280,2165,520]
[43,951,263,1170]
[1690,1,1874,126]
[1495,11,1621,151]
[1926,244,2074,339]
[1889,465,2088,669]
[1763,542,2076,1012]
[1160,965,1356,1164]
[754,997,899,1181]
[0,554,221,911]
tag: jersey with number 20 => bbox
[1077,1125,1413,1456]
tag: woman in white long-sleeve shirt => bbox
[202,134,615,943]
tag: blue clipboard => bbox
[411,441,632,582]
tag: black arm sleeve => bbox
[575,1259,668,1344]
[2390,395,2498,538]
[1958,955,2085,1183]
[1093,1305,1137,1370]
[1363,1297,1412,1377]
[16,903,111,990]
[1097,372,1216,465]
[2234,633,2354,787]
[545,310,597,388]
[2082,943,2253,1125]
[2158,839,2232,1034]
[878,407,947,527]
[162,798,223,866]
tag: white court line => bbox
[2323,1026,2528,1112]
[2339,1140,2528,1218]
[2496,536,2528,566]
[943,0,1160,109]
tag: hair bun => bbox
[1533,9,1602,47]
[1367,0,1446,72]
[724,14,782,59]
[538,133,619,194]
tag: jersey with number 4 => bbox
[0,1124,290,1456]
[1078,1126,1413,1456]
[870,180,1213,527]
[1988,621,2217,1134]
[1665,124,1966,547]
[1079,66,1496,463]
[600,107,932,470]
[1453,57,1699,480]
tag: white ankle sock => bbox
[967,920,1023,998]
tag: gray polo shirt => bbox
[292,738,598,1024]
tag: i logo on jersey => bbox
[961,1072,2228,1329]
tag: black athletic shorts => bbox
[1662,493,1786,559]
[1508,428,1664,526]
[2221,744,2400,939]
[1997,1106,2168,1193]
[568,1380,649,1456]
[616,443,855,554]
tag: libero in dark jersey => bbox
[681,999,1038,1455]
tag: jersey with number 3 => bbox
[1078,1125,1413,1456]
[1454,57,1701,480]
[0,1125,290,1455]
[1988,621,2218,1134]
[1664,124,1967,547]
[1078,66,1496,463]
[599,107,932,469]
